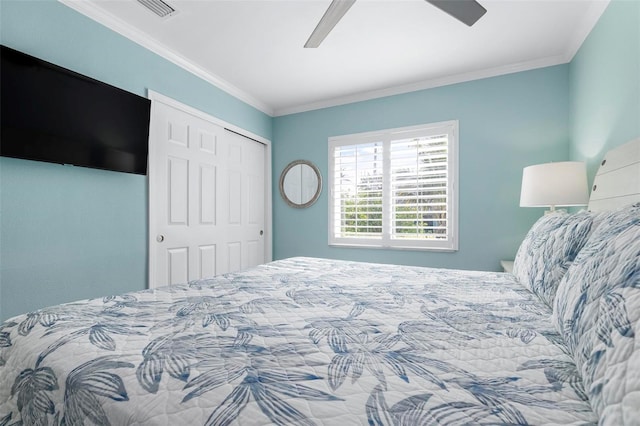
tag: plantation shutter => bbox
[332,141,384,239]
[390,134,449,240]
[329,121,458,251]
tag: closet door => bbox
[148,98,267,288]
[221,130,265,273]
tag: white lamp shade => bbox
[520,161,589,208]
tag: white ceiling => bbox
[62,0,610,116]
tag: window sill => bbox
[329,242,458,252]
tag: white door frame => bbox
[147,90,272,288]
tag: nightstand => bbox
[500,260,514,273]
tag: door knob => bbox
[259,230,264,236]
[156,235,165,242]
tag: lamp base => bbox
[544,208,567,215]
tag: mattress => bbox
[0,257,595,425]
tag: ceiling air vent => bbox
[137,0,177,18]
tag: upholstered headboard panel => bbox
[587,138,640,212]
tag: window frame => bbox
[328,120,458,251]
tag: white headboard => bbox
[588,137,640,212]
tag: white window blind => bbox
[329,121,458,251]
[333,141,384,239]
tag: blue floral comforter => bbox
[0,257,596,425]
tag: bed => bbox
[1,138,639,425]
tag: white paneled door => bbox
[148,96,267,288]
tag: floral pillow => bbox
[553,203,640,422]
[512,210,595,307]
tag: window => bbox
[328,121,458,251]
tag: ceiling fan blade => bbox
[304,0,356,48]
[426,0,487,26]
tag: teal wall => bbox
[2,0,636,322]
[569,0,640,179]
[0,0,272,321]
[273,66,570,271]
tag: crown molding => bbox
[275,0,609,118]
[273,54,568,117]
[562,0,610,62]
[59,0,608,119]
[58,0,274,116]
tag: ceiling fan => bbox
[304,0,487,48]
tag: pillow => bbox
[553,203,640,422]
[512,210,594,307]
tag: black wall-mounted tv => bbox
[1,45,151,175]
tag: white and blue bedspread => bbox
[0,257,596,425]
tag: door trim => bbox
[147,90,272,288]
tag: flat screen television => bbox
[1,45,151,175]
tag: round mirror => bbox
[279,160,322,208]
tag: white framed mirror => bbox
[279,160,322,208]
